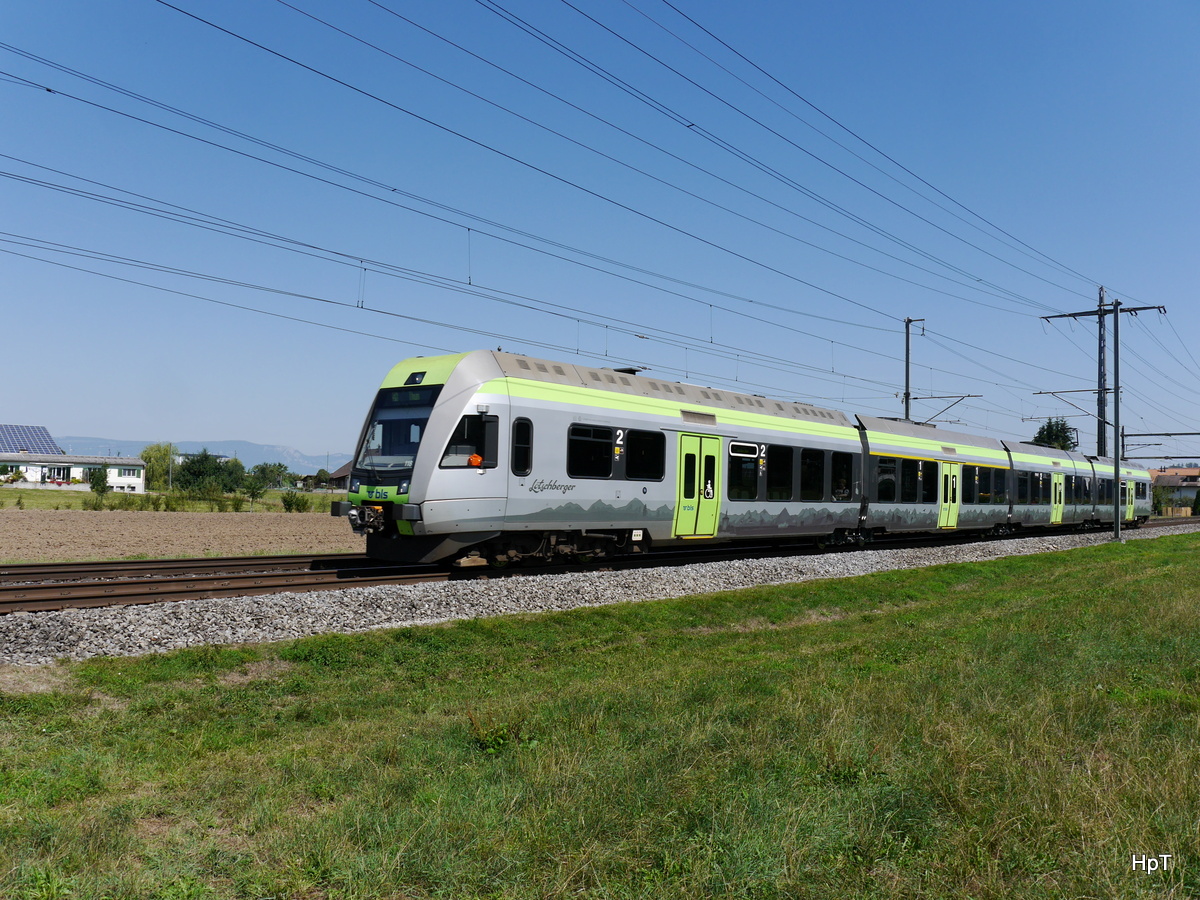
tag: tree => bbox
[88,466,112,497]
[315,468,331,488]
[1031,417,1077,451]
[175,449,236,494]
[251,462,291,490]
[140,442,179,492]
[242,475,267,510]
[222,458,246,494]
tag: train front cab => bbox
[334,351,513,564]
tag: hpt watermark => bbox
[1131,854,1172,873]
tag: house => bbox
[329,460,353,492]
[0,424,146,493]
[0,452,147,493]
[1150,466,1200,512]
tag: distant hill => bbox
[54,437,352,476]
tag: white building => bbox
[0,453,147,493]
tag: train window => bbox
[877,457,897,502]
[992,470,1007,505]
[1017,471,1030,505]
[800,448,824,502]
[962,466,978,504]
[900,459,920,503]
[511,418,533,476]
[1136,482,1147,500]
[728,453,758,501]
[1035,473,1050,505]
[832,452,853,501]
[683,454,696,500]
[625,430,665,480]
[355,386,444,473]
[766,445,794,501]
[440,415,499,468]
[977,467,991,504]
[921,461,938,503]
[567,425,613,478]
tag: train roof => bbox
[484,350,858,429]
[856,414,1004,450]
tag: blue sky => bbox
[3,1,1197,463]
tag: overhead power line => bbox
[647,0,1099,289]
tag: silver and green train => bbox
[332,350,1152,566]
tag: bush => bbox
[280,491,312,513]
[230,495,246,512]
[110,492,138,511]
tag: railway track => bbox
[0,554,448,614]
[2,518,1186,616]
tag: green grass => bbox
[1,534,1198,898]
[0,487,334,513]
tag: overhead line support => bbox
[1042,293,1167,541]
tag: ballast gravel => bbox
[3,524,1198,666]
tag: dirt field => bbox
[0,509,365,563]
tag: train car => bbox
[857,415,1012,536]
[332,350,1152,565]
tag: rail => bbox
[0,554,447,614]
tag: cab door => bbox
[938,462,961,528]
[1051,472,1065,525]
[673,434,721,537]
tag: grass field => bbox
[1,534,1197,898]
[0,487,333,514]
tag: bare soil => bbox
[0,509,364,563]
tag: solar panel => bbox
[0,424,65,455]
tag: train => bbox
[331,350,1152,566]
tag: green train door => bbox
[673,434,721,538]
[938,462,961,528]
[1051,472,1065,525]
[1123,481,1135,521]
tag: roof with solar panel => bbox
[0,424,64,455]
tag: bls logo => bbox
[367,488,389,500]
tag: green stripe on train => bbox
[482,377,859,442]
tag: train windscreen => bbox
[354,386,443,474]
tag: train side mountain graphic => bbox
[54,436,351,477]
[509,498,674,523]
